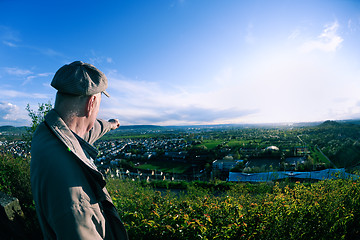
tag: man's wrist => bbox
[108,119,120,130]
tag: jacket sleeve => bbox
[84,119,112,145]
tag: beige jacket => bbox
[31,109,128,240]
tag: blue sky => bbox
[1,0,360,126]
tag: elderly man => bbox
[31,61,128,239]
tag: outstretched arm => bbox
[84,118,120,144]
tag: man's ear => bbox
[85,95,96,117]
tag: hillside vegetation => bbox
[1,150,360,239]
[303,121,360,169]
[2,119,360,239]
[107,178,360,240]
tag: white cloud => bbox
[38,72,52,77]
[245,23,255,44]
[288,29,300,40]
[100,73,257,125]
[214,67,233,84]
[1,67,53,85]
[300,21,343,53]
[0,25,21,43]
[22,72,52,86]
[348,19,353,31]
[0,102,20,121]
[347,18,359,33]
[0,26,62,57]
[2,40,17,47]
[99,39,360,125]
[0,101,31,126]
[39,48,63,57]
[88,50,113,66]
[4,67,33,76]
[106,71,195,109]
[2,89,50,99]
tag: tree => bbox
[24,101,53,144]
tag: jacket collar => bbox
[44,109,106,188]
[73,132,99,162]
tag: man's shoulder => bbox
[32,122,50,146]
[31,121,67,161]
[32,122,54,145]
[30,121,89,185]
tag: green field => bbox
[200,139,260,150]
[199,139,224,149]
[310,147,332,165]
[137,161,190,174]
[227,139,254,147]
[100,133,155,140]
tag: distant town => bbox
[1,119,360,182]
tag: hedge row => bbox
[108,178,360,240]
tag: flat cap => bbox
[51,61,109,97]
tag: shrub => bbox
[108,178,360,240]
[0,152,41,239]
[2,153,360,240]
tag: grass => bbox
[311,147,332,165]
[200,139,262,150]
[227,140,247,147]
[100,133,156,140]
[200,140,224,149]
[137,161,190,174]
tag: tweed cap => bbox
[51,61,109,97]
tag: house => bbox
[213,159,243,171]
[164,151,187,162]
[294,147,310,156]
[265,146,279,151]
